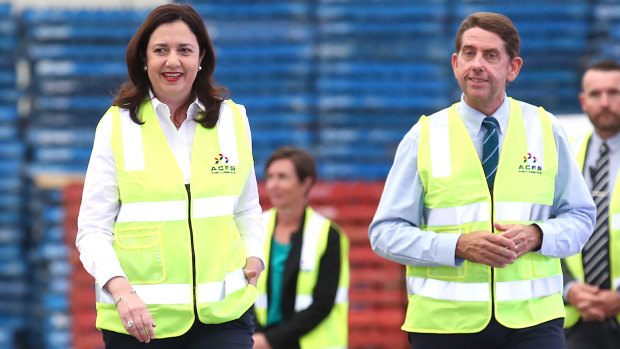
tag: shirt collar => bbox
[591,129,620,155]
[148,89,205,121]
[457,93,510,136]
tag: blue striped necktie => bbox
[481,117,500,190]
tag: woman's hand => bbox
[104,276,156,343]
[243,256,263,286]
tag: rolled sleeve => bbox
[76,112,127,288]
[234,106,266,268]
[536,115,596,258]
[369,124,461,267]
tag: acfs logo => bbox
[518,152,543,174]
[211,153,236,174]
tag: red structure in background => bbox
[63,184,104,349]
[63,181,408,349]
[259,181,409,349]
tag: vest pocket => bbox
[427,264,468,280]
[114,226,165,283]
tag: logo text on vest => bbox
[212,153,236,174]
[518,152,543,173]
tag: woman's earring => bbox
[143,65,147,71]
[198,66,202,71]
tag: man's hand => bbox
[596,289,620,318]
[243,256,263,287]
[455,230,517,267]
[566,283,605,322]
[495,222,541,257]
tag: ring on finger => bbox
[127,320,134,328]
[515,245,519,253]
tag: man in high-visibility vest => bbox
[563,59,620,348]
[369,12,596,349]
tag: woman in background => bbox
[253,146,349,349]
[76,4,264,348]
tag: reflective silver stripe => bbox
[295,294,313,312]
[520,101,545,169]
[218,101,239,165]
[429,110,451,177]
[300,211,328,272]
[614,277,620,290]
[255,293,267,309]
[495,275,563,301]
[119,108,145,171]
[294,287,348,312]
[117,200,187,222]
[335,286,348,304]
[495,202,552,222]
[119,102,239,170]
[406,276,490,301]
[407,275,562,302]
[96,284,192,305]
[611,213,620,230]
[192,196,238,219]
[196,268,247,303]
[424,202,489,227]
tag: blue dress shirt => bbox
[369,95,596,267]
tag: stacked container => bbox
[0,4,26,349]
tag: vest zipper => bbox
[490,190,495,320]
[185,184,199,318]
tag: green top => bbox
[267,238,292,326]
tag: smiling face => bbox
[146,20,204,106]
[452,27,522,115]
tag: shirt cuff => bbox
[243,236,265,271]
[96,268,128,294]
[564,280,577,302]
[534,222,555,255]
[436,232,464,267]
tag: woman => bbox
[253,146,349,349]
[76,4,264,348]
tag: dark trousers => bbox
[408,317,565,349]
[102,307,255,349]
[565,320,620,349]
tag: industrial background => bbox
[0,0,607,348]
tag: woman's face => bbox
[265,158,310,209]
[146,20,204,106]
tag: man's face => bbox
[580,69,620,139]
[452,27,522,115]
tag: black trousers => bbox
[408,317,565,349]
[102,307,254,349]
[565,320,620,349]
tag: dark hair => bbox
[586,59,620,73]
[455,12,520,60]
[112,4,227,128]
[265,146,318,187]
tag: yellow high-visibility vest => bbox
[256,207,349,349]
[95,99,257,338]
[407,98,563,333]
